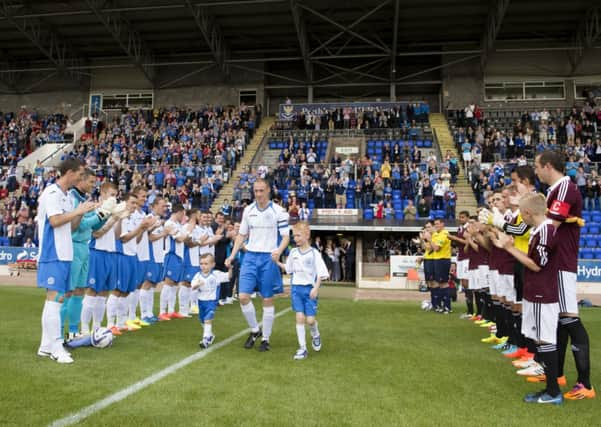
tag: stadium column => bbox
[390,83,396,102]
[308,85,314,103]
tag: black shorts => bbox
[424,259,435,282]
[433,259,451,283]
[513,262,524,302]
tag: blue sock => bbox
[68,295,83,334]
[60,296,70,334]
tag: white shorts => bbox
[499,274,515,302]
[477,265,490,290]
[558,271,578,315]
[467,270,478,289]
[522,300,560,344]
[462,152,472,162]
[456,259,469,280]
[488,269,499,295]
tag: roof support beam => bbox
[480,0,510,69]
[315,57,387,84]
[83,0,156,85]
[0,48,18,92]
[308,0,391,57]
[185,0,230,77]
[313,60,388,82]
[0,0,87,83]
[390,0,400,92]
[290,0,312,83]
[396,54,480,83]
[569,5,601,75]
[298,2,390,55]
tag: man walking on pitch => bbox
[226,179,290,351]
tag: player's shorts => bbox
[88,249,117,293]
[37,261,71,293]
[513,262,524,303]
[423,259,435,282]
[456,259,469,280]
[499,274,515,301]
[239,251,281,298]
[145,261,163,284]
[488,269,499,295]
[433,259,451,283]
[462,152,472,162]
[183,265,200,283]
[477,265,490,290]
[69,242,90,290]
[522,299,559,344]
[198,299,218,322]
[291,284,318,316]
[467,269,478,289]
[558,270,578,315]
[162,253,183,284]
[117,254,138,293]
[135,260,149,286]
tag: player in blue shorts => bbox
[226,178,290,352]
[36,159,97,364]
[191,253,231,348]
[277,222,329,360]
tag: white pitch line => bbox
[49,307,292,427]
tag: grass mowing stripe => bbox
[49,307,292,427]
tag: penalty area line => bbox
[49,307,292,427]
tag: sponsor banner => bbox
[577,260,601,282]
[315,209,358,216]
[0,247,38,265]
[335,146,359,155]
[279,101,411,121]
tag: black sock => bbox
[465,289,474,314]
[493,302,503,337]
[556,317,571,378]
[526,338,538,362]
[537,343,560,397]
[475,291,483,316]
[484,293,493,321]
[565,317,592,389]
[510,311,521,346]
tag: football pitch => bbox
[1,286,600,427]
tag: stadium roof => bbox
[0,0,599,94]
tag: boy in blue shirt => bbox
[277,222,329,360]
[191,253,231,349]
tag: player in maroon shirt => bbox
[495,193,562,404]
[448,211,473,317]
[534,151,595,400]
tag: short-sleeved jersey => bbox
[285,247,330,285]
[164,218,187,258]
[119,215,139,256]
[467,241,488,269]
[504,210,530,254]
[70,188,103,244]
[431,229,451,259]
[524,220,558,303]
[37,183,74,262]
[90,222,118,253]
[184,225,202,267]
[546,176,582,273]
[240,201,290,253]
[495,244,515,275]
[456,225,467,260]
[192,270,230,301]
[149,218,165,263]
[133,210,150,261]
[198,225,215,256]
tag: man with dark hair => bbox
[36,159,97,364]
[534,151,595,400]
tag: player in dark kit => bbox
[534,151,595,400]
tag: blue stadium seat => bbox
[363,209,374,220]
[583,212,592,222]
[593,214,601,223]
[424,140,432,148]
[586,238,597,248]
[589,225,600,234]
[581,250,593,259]
[394,211,404,220]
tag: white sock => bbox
[127,290,139,320]
[168,285,177,313]
[145,289,154,317]
[159,285,170,314]
[117,296,127,328]
[203,323,213,338]
[262,306,275,341]
[106,294,118,327]
[40,300,62,352]
[80,295,94,334]
[241,302,259,332]
[93,296,106,329]
[296,324,306,350]
[178,287,190,315]
[189,288,199,308]
[138,289,148,318]
[310,321,320,337]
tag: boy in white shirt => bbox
[191,253,231,349]
[277,222,329,360]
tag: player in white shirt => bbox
[158,205,189,321]
[37,159,97,364]
[191,210,223,313]
[191,253,231,348]
[81,182,122,335]
[277,222,329,360]
[139,196,172,324]
[177,209,203,318]
[226,179,290,352]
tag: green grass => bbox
[1,286,600,426]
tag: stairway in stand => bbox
[429,113,479,215]
[210,116,275,211]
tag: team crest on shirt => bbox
[147,272,152,277]
[89,278,96,285]
[47,277,55,285]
